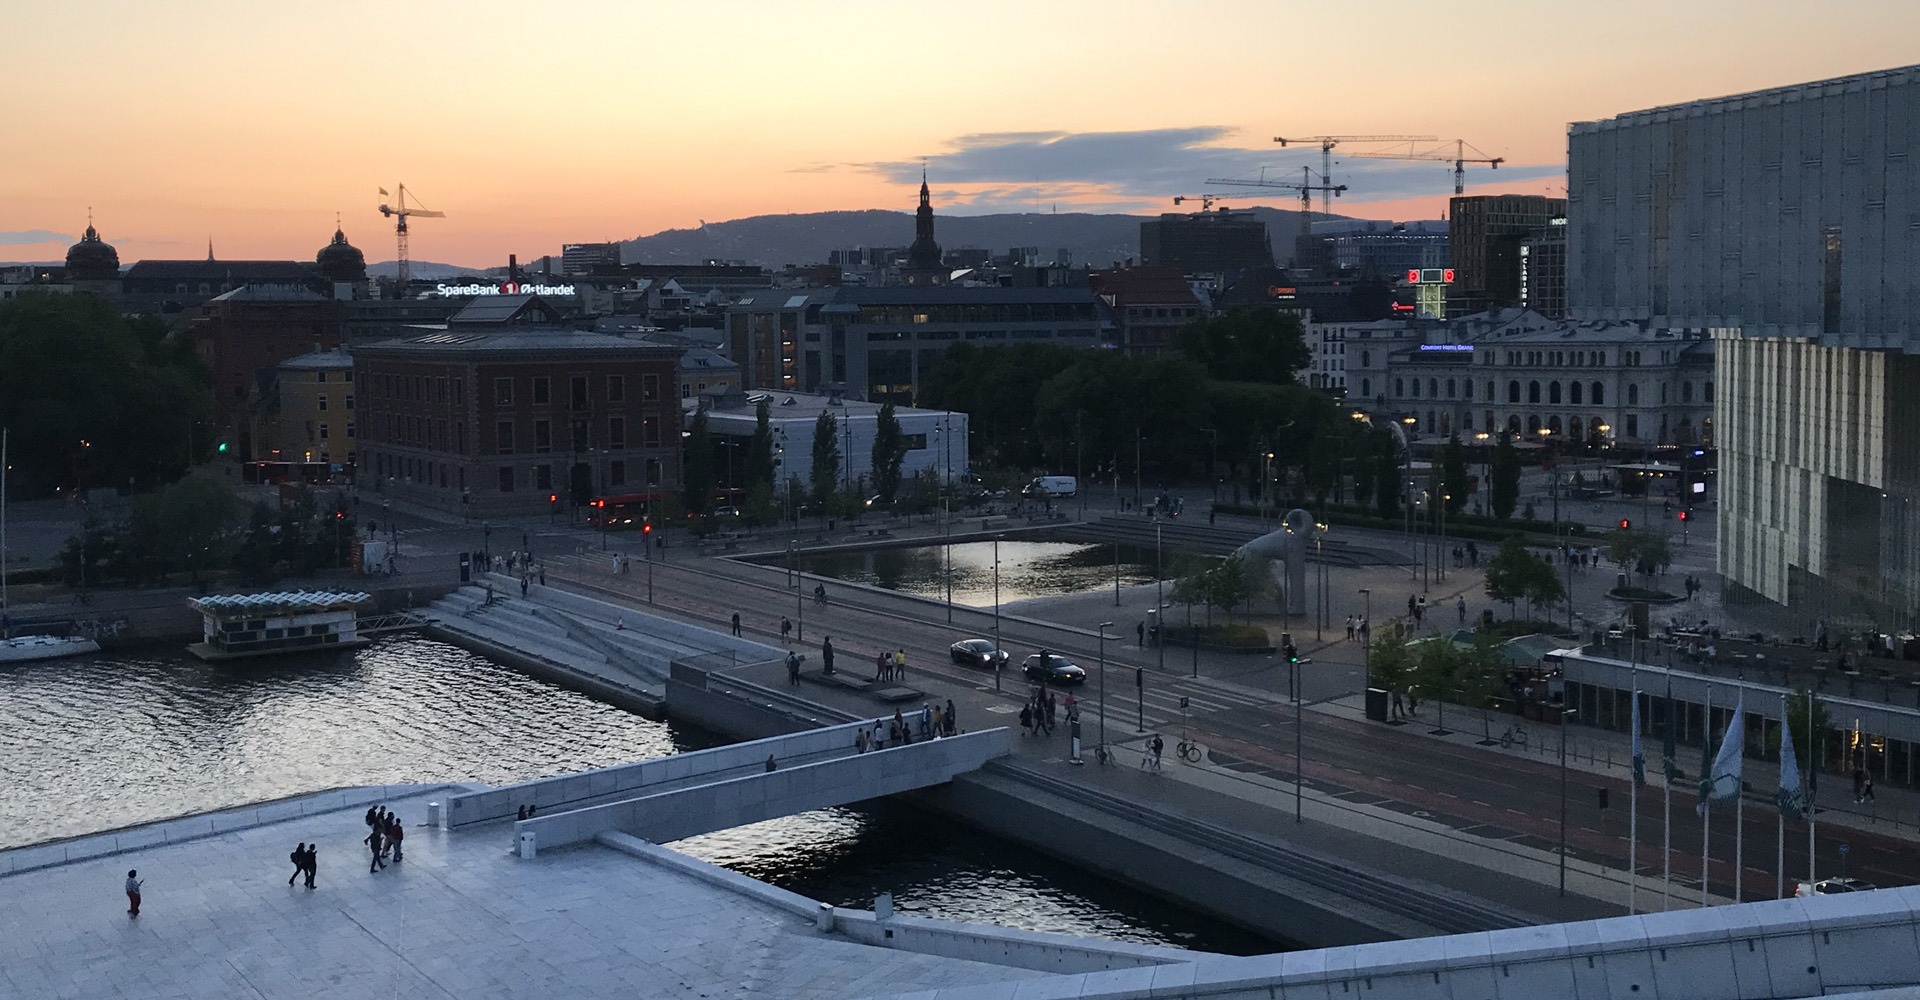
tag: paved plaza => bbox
[0,790,1055,1000]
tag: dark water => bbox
[0,635,1278,955]
[789,540,1176,606]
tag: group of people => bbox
[855,701,959,751]
[874,647,908,682]
[1343,615,1372,642]
[1449,542,1483,568]
[1018,687,1072,736]
[363,805,404,873]
[285,843,318,888]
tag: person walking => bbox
[365,825,386,873]
[1854,767,1868,802]
[125,870,144,917]
[289,843,308,885]
[1457,596,1466,624]
[388,818,404,864]
[1149,735,1164,770]
[780,616,793,643]
[1019,702,1033,736]
[1390,687,1405,720]
[821,636,835,675]
[1137,621,1146,647]
[930,703,943,737]
[874,649,888,682]
[303,845,317,889]
[1407,594,1417,619]
[520,575,529,598]
[731,612,742,637]
[786,650,802,685]
[538,564,546,586]
[919,703,932,739]
[1045,690,1058,730]
[893,648,906,681]
[1863,774,1877,803]
[945,698,958,736]
[1345,615,1355,641]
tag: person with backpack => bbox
[288,843,308,886]
[387,817,404,863]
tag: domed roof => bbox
[315,226,367,283]
[65,222,121,282]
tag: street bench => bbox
[802,670,873,693]
[871,686,924,703]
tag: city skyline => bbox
[4,0,1915,266]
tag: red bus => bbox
[586,492,662,528]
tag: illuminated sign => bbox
[433,281,577,297]
[1266,286,1298,298]
[1405,269,1455,284]
[1389,302,1416,312]
[1417,344,1474,353]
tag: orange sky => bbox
[3,0,1914,266]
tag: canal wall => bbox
[7,579,458,648]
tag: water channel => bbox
[0,634,1277,955]
[788,539,1176,607]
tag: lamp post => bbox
[790,537,803,643]
[1291,651,1303,823]
[944,497,953,624]
[992,535,1003,670]
[1358,587,1372,681]
[1155,521,1165,676]
[1560,706,1579,896]
[1098,621,1115,754]
[1400,417,1419,592]
[1204,428,1219,506]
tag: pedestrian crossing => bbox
[1089,673,1289,732]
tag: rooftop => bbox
[705,390,957,424]
[280,347,354,371]
[208,284,328,304]
[359,327,683,357]
[1574,63,1920,132]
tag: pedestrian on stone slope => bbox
[303,845,317,889]
[894,648,907,681]
[125,869,143,917]
[945,698,958,736]
[874,649,887,681]
[781,617,793,643]
[289,843,308,886]
[731,612,742,637]
[821,636,835,676]
[786,650,802,686]
[388,817,405,863]
[1019,703,1033,735]
[365,825,386,873]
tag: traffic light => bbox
[1619,518,1631,530]
[1285,643,1299,664]
[1677,510,1688,522]
[641,522,653,536]
[216,441,228,454]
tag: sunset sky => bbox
[4,0,1914,266]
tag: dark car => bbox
[949,639,1009,670]
[1021,653,1087,687]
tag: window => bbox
[1360,378,1371,396]
[645,457,663,486]
[1627,384,1640,405]
[1570,382,1583,405]
[608,417,626,450]
[570,376,588,409]
[318,394,328,412]
[345,393,354,411]
[1410,379,1420,399]
[534,419,552,452]
[1395,378,1405,397]
[318,423,329,440]
[346,422,356,439]
[536,464,552,491]
[532,377,551,404]
[642,416,660,448]
[1823,226,1843,334]
[1549,382,1561,405]
[1446,379,1456,400]
[498,466,514,492]
[1682,382,1693,403]
[453,379,462,405]
[494,378,513,406]
[1508,380,1521,404]
[1428,378,1438,398]
[1592,382,1605,405]
[496,420,514,454]
[572,420,589,452]
[607,375,625,402]
[1626,414,1640,438]
[1360,350,1371,367]
[317,372,329,384]
[1704,382,1714,404]
[641,374,660,402]
[1528,381,1541,404]
[609,459,626,486]
[1485,380,1494,402]
[681,383,691,399]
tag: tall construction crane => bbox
[377,184,446,288]
[1341,139,1505,195]
[1171,194,1245,211]
[1204,167,1347,220]
[1273,135,1436,217]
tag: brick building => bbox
[353,295,682,518]
[189,285,346,453]
[1089,265,1204,355]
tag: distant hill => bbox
[366,260,494,280]
[607,206,1341,269]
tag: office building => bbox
[1089,265,1204,355]
[561,242,623,276]
[1306,219,1449,279]
[246,346,355,478]
[698,389,969,498]
[189,285,346,448]
[1448,194,1565,316]
[1569,64,1920,621]
[1140,209,1274,274]
[1519,221,1568,319]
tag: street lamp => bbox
[1560,706,1580,896]
[1290,650,1303,823]
[1357,587,1372,680]
[992,535,1003,676]
[1155,521,1165,676]
[1098,621,1116,755]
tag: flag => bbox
[1631,692,1646,787]
[379,187,390,196]
[1698,696,1745,815]
[1777,717,1804,821]
[1661,692,1679,782]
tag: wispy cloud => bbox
[0,229,73,246]
[840,127,1561,215]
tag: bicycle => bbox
[1176,738,1202,763]
[1500,724,1529,750]
[812,585,828,607]
[1094,743,1114,766]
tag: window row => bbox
[493,417,661,454]
[492,374,657,408]
[1393,377,1713,406]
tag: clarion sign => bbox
[434,282,577,297]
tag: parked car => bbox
[1021,652,1087,687]
[1796,877,1877,897]
[949,639,1009,670]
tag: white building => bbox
[1569,64,1920,624]
[699,390,968,497]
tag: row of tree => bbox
[61,474,355,588]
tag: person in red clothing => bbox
[125,870,143,916]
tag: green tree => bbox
[1204,553,1260,623]
[1489,431,1521,521]
[1785,689,1832,774]
[1368,618,1415,692]
[0,293,210,495]
[746,399,775,491]
[1456,634,1510,742]
[1176,308,1312,384]
[1485,536,1536,618]
[1034,353,1212,479]
[1523,554,1567,616]
[810,411,840,509]
[682,408,716,518]
[1606,528,1675,587]
[1372,434,1401,519]
[871,401,906,504]
[918,342,1079,468]
[1442,433,1471,516]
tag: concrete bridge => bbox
[437,719,1011,854]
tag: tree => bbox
[1456,634,1510,742]
[1368,619,1415,693]
[1489,431,1521,521]
[1785,689,1832,776]
[810,411,840,509]
[1204,554,1261,623]
[746,399,775,491]
[1372,434,1401,519]
[1485,537,1538,618]
[1522,553,1567,616]
[918,342,1079,468]
[1606,528,1675,588]
[1442,433,1471,516]
[1176,308,1312,385]
[871,401,907,504]
[682,408,715,517]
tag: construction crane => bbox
[376,184,446,288]
[1341,139,1506,195]
[1204,167,1347,220]
[1273,135,1436,217]
[1171,194,1246,211]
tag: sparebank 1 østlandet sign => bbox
[433,281,577,297]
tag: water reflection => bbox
[793,540,1172,606]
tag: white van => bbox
[1023,475,1077,499]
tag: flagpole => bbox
[1777,692,1786,900]
[1629,667,1639,915]
[1662,674,1673,911]
[1735,695,1745,904]
[1808,688,1817,890]
[1701,683,1713,907]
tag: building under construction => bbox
[1139,208,1273,275]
